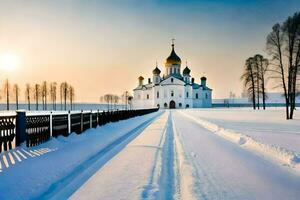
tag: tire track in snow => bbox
[157,111,175,200]
[141,113,168,199]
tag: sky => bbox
[0,0,300,102]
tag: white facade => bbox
[132,43,212,109]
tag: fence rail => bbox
[0,108,159,152]
[0,116,16,152]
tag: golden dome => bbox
[165,44,181,65]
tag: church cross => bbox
[171,38,175,46]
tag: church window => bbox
[147,94,149,99]
[196,93,198,99]
[157,104,160,108]
[157,91,159,98]
[164,103,168,108]
[186,92,189,98]
[179,103,182,107]
[186,104,190,108]
[171,91,174,97]
[171,78,174,83]
[206,93,208,99]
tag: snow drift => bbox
[178,111,300,172]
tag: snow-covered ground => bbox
[182,108,300,153]
[173,110,300,199]
[0,111,163,199]
[1,108,300,200]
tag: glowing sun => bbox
[0,53,20,71]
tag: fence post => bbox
[68,110,71,134]
[97,109,99,125]
[90,110,92,128]
[81,110,83,132]
[16,111,26,146]
[50,111,53,137]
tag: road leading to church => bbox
[173,110,300,200]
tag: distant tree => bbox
[104,94,113,111]
[113,95,120,110]
[25,83,31,110]
[127,95,133,110]
[13,84,20,110]
[60,82,69,110]
[267,12,300,119]
[3,79,10,110]
[122,91,129,110]
[241,58,256,109]
[50,82,57,110]
[41,81,48,110]
[34,84,41,110]
[69,85,75,110]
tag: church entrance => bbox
[169,100,176,109]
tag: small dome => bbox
[201,76,207,81]
[165,44,181,65]
[183,66,191,75]
[152,67,161,75]
[138,76,144,80]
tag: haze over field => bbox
[0,0,300,102]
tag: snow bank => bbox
[179,111,300,172]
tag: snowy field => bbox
[182,108,300,152]
[0,108,300,200]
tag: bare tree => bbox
[128,95,133,110]
[69,85,75,110]
[241,58,256,110]
[113,95,120,110]
[34,84,41,110]
[25,83,31,110]
[50,82,57,110]
[267,12,300,119]
[13,84,20,110]
[60,82,69,110]
[254,55,269,110]
[3,79,10,110]
[104,94,112,111]
[41,81,48,110]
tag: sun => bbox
[0,53,20,71]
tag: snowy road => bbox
[1,109,299,199]
[173,110,300,200]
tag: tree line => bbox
[100,91,133,111]
[1,80,75,111]
[241,12,300,119]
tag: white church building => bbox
[132,42,212,109]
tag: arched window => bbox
[186,92,189,98]
[171,90,174,97]
[196,93,198,99]
[164,103,168,108]
[147,94,149,99]
[179,103,182,107]
[186,104,189,108]
[206,93,208,99]
[157,104,160,108]
[171,78,174,83]
[157,91,159,98]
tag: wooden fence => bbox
[0,108,159,153]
